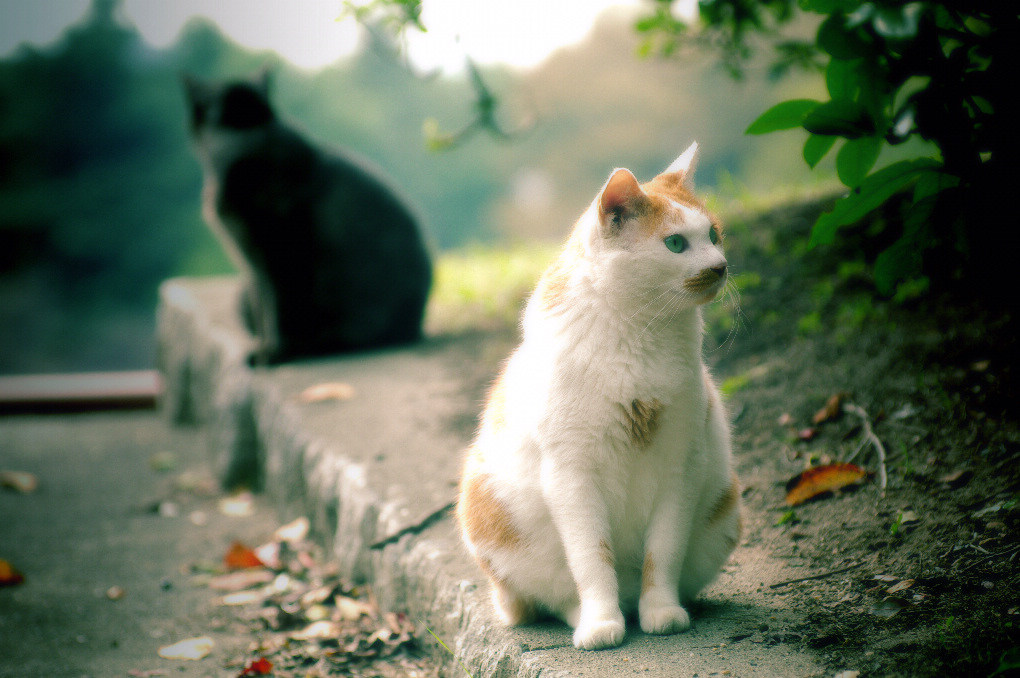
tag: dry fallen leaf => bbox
[797,427,818,441]
[273,516,310,544]
[218,492,254,517]
[157,636,214,660]
[223,541,264,571]
[290,620,342,641]
[940,469,973,488]
[887,579,915,595]
[335,595,374,621]
[0,559,25,586]
[870,596,909,619]
[217,590,265,606]
[812,392,847,425]
[785,463,869,506]
[299,382,356,403]
[237,657,273,676]
[253,541,282,570]
[0,470,38,493]
[208,569,274,591]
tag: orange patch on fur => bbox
[536,258,571,313]
[458,465,521,550]
[642,553,655,594]
[642,177,724,243]
[620,398,664,448]
[708,472,741,526]
[642,176,706,213]
[476,556,536,625]
[599,538,615,569]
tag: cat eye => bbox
[710,226,720,245]
[664,234,688,253]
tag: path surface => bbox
[151,276,828,677]
[0,411,280,677]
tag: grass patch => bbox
[425,242,559,335]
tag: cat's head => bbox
[182,70,276,163]
[586,143,727,308]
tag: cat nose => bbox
[710,264,727,279]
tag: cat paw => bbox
[639,604,691,635]
[573,615,626,650]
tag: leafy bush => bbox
[638,0,1015,295]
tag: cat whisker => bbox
[638,289,680,336]
[704,276,745,356]
[626,284,681,324]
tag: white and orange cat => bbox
[457,143,741,650]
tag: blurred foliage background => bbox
[0,0,839,374]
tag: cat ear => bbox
[661,142,699,185]
[598,168,645,233]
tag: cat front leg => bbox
[247,273,281,364]
[639,484,696,636]
[540,457,625,650]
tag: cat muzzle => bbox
[682,265,727,294]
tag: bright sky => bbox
[0,0,688,73]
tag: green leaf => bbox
[913,168,955,202]
[875,195,934,294]
[818,13,871,59]
[836,136,882,187]
[804,134,837,168]
[745,99,820,135]
[803,98,874,138]
[825,58,861,100]
[809,158,938,247]
[875,235,923,295]
[800,0,863,14]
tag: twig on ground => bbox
[959,544,1020,572]
[843,402,888,495]
[369,501,456,550]
[769,562,864,588]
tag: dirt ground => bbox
[439,195,1017,676]
[688,199,1020,677]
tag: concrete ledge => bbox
[156,276,825,677]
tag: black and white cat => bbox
[183,71,432,363]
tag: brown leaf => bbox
[785,463,869,506]
[290,620,342,640]
[238,657,273,676]
[887,579,915,595]
[223,541,265,571]
[208,569,274,591]
[812,392,847,425]
[0,470,38,493]
[299,382,356,403]
[0,559,25,586]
